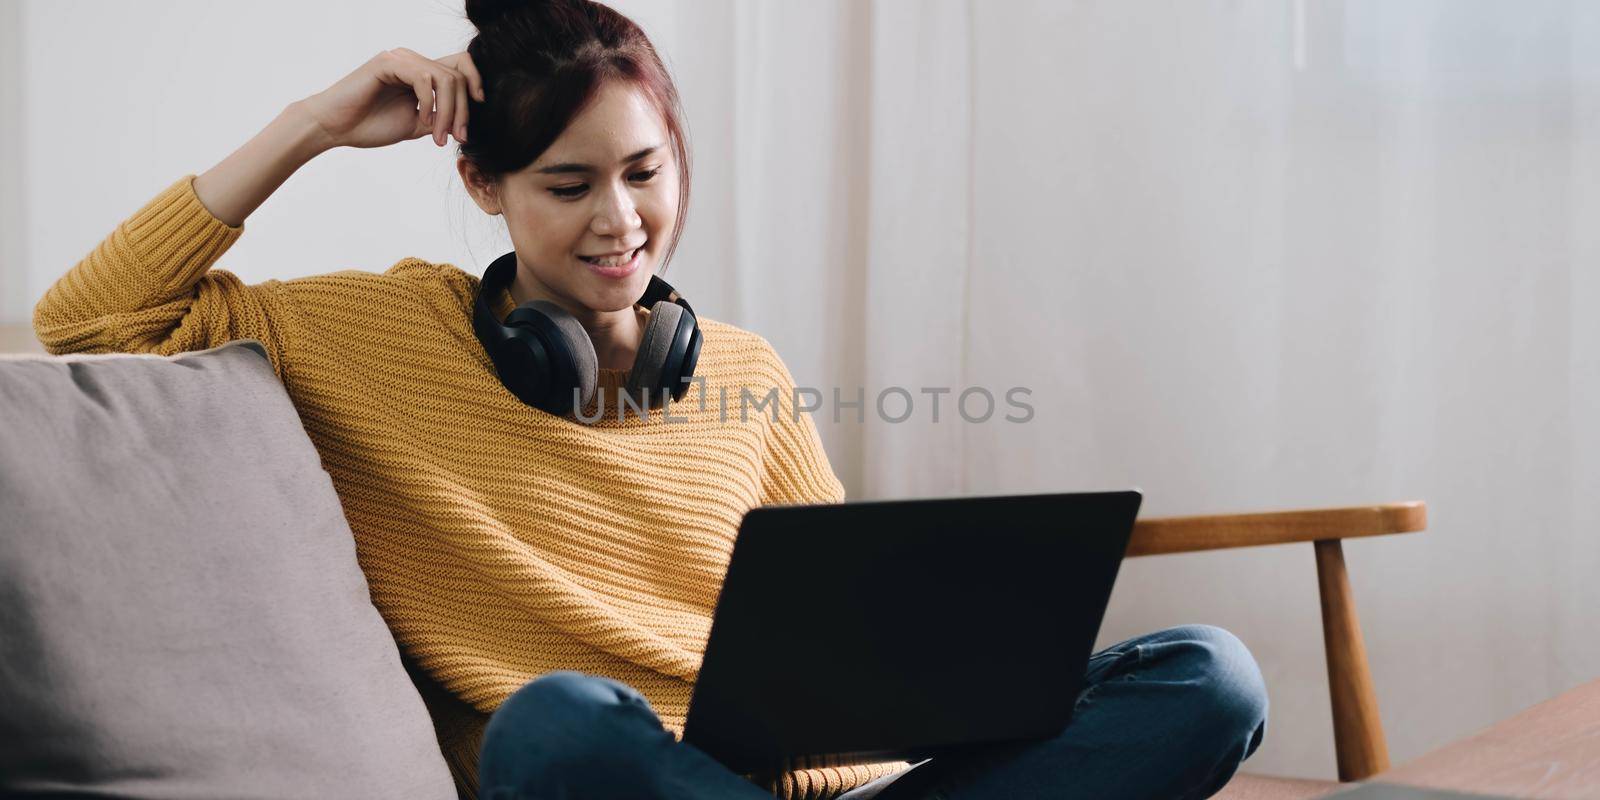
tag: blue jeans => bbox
[478,624,1268,800]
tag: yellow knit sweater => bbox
[32,175,908,800]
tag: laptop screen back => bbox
[683,490,1142,775]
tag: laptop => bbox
[681,489,1143,776]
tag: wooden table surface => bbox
[1370,678,1600,799]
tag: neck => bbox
[510,272,644,372]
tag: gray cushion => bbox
[0,339,455,799]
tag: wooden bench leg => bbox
[1314,539,1391,781]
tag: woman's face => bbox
[465,80,680,315]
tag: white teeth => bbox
[581,248,637,267]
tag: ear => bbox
[457,157,503,216]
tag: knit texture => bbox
[32,175,908,800]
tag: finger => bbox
[419,72,438,139]
[454,74,470,143]
[449,52,486,103]
[428,68,460,145]
[430,69,457,146]
[418,72,436,135]
[384,49,435,133]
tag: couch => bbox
[0,337,1414,798]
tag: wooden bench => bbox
[1128,502,1429,797]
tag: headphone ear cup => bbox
[506,300,599,413]
[675,324,701,402]
[626,301,685,408]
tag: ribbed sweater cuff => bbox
[122,174,244,301]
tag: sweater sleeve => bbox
[755,342,847,507]
[31,175,292,380]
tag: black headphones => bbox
[472,251,702,417]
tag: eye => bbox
[547,167,663,200]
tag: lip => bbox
[577,246,643,279]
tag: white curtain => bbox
[16,0,1599,781]
[646,0,1600,779]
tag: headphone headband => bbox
[474,251,692,340]
[472,250,702,417]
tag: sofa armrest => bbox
[1124,500,1429,783]
[1126,501,1426,557]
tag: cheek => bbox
[644,183,680,236]
[510,203,587,255]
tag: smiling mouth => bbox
[578,246,643,267]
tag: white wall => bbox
[0,0,22,324]
[8,0,1598,782]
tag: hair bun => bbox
[466,0,559,31]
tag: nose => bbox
[589,179,642,239]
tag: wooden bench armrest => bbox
[1126,501,1427,557]
[1122,499,1429,783]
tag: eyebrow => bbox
[535,145,664,175]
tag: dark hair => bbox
[461,0,692,276]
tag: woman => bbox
[31,0,1268,797]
